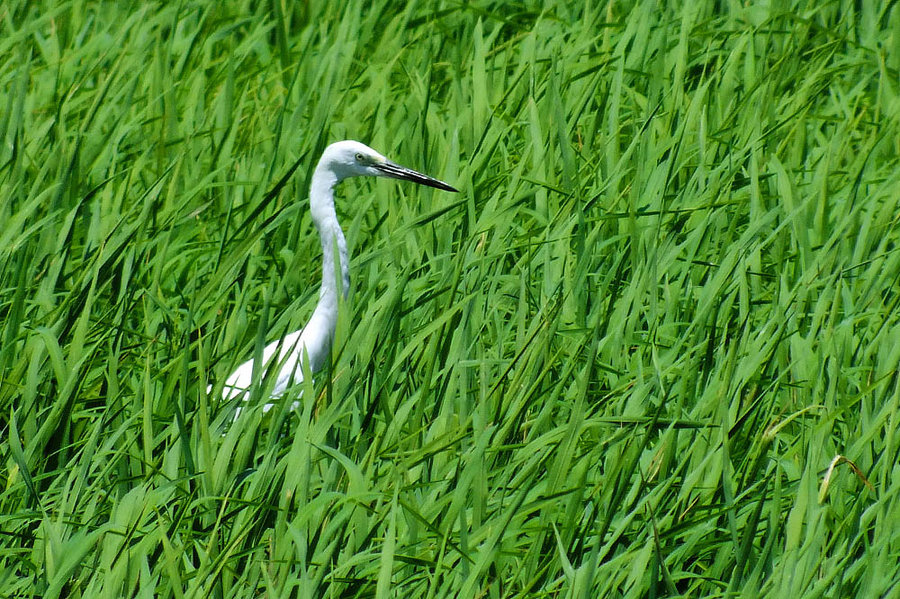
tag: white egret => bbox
[217,140,457,416]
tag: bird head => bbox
[320,140,458,192]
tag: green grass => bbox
[2,0,899,596]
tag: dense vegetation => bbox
[1,1,898,596]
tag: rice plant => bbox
[1,1,898,597]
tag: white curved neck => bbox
[310,166,350,306]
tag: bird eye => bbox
[355,153,365,163]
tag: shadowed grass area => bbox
[1,0,899,596]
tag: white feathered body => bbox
[220,146,351,405]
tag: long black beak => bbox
[375,160,459,192]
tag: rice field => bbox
[1,1,899,597]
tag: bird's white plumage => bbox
[216,140,456,419]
